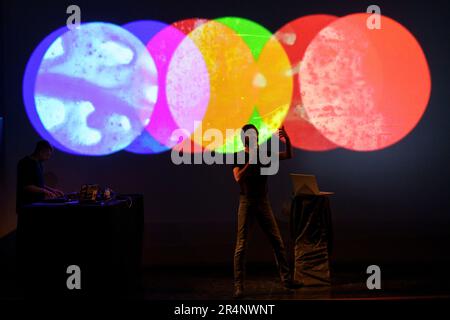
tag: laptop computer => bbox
[290,174,334,196]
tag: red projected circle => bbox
[276,15,339,151]
[300,13,431,151]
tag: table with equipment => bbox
[16,194,144,298]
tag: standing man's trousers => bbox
[234,195,291,289]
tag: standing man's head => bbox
[32,140,53,161]
[241,124,259,149]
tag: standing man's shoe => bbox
[233,286,244,299]
[284,280,304,289]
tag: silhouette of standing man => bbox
[232,124,296,298]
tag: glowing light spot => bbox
[107,113,131,131]
[278,32,297,46]
[44,38,64,60]
[253,73,267,88]
[35,96,66,130]
[145,85,158,104]
[99,41,134,65]
[285,61,301,77]
[71,101,102,146]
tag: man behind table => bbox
[16,140,64,210]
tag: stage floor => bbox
[1,263,449,300]
[2,230,449,300]
[141,265,450,300]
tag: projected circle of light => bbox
[275,15,339,151]
[300,14,431,151]
[181,19,259,152]
[32,22,158,155]
[149,19,210,151]
[213,17,292,154]
[122,20,170,154]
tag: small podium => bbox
[290,194,333,286]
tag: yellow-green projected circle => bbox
[186,20,259,152]
[214,17,293,154]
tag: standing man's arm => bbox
[233,163,251,182]
[278,126,293,160]
[233,148,258,182]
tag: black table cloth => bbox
[16,194,144,298]
[290,194,333,286]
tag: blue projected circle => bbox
[122,20,171,155]
[27,22,158,155]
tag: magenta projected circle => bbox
[32,22,158,155]
[122,20,171,154]
[144,21,210,149]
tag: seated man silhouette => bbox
[232,124,299,298]
[16,140,63,210]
